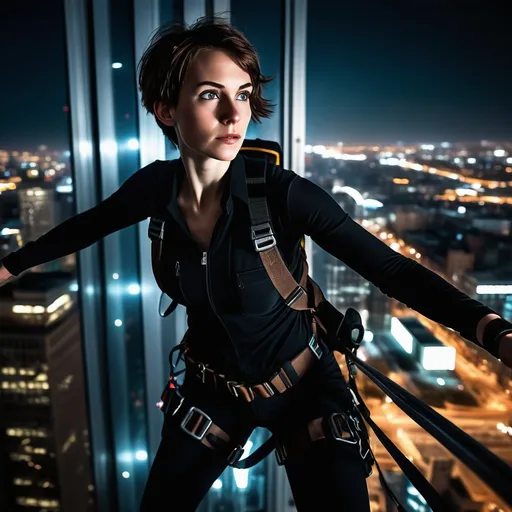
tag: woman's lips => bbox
[216,135,240,145]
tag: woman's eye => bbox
[237,92,251,101]
[199,91,218,100]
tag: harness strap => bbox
[245,158,312,311]
[274,411,369,466]
[148,217,179,317]
[161,386,246,466]
[185,326,323,402]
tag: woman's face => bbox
[167,49,253,162]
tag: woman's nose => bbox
[219,99,240,125]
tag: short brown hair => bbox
[138,16,275,145]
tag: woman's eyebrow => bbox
[195,81,253,90]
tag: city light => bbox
[477,285,512,295]
[127,138,140,150]
[100,140,118,156]
[390,317,414,354]
[78,140,92,158]
[135,450,148,461]
[128,284,141,295]
[421,347,456,371]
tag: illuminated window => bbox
[10,453,31,462]
[6,427,48,438]
[13,478,32,486]
[16,497,38,506]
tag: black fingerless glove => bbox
[482,317,512,359]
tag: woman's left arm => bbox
[286,175,512,365]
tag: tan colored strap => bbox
[259,247,310,310]
[185,327,320,403]
[202,423,230,450]
[236,385,255,402]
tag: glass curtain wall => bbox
[63,0,170,510]
[59,0,309,510]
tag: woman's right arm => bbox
[0,160,169,278]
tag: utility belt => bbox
[185,330,323,402]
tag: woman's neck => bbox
[179,151,232,212]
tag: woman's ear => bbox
[154,101,175,127]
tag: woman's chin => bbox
[206,144,242,161]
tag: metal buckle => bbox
[328,413,358,445]
[227,445,244,466]
[251,222,277,252]
[196,362,206,383]
[346,413,371,461]
[262,381,275,397]
[180,407,212,441]
[170,396,184,417]
[308,334,323,360]
[226,381,241,398]
[285,286,306,307]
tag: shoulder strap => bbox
[148,217,178,318]
[244,157,310,311]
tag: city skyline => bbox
[1,1,511,149]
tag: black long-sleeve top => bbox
[1,153,496,382]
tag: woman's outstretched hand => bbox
[498,333,512,369]
[0,264,14,288]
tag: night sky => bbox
[0,0,510,150]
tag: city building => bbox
[0,272,93,511]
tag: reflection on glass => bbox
[0,1,96,511]
[198,427,271,511]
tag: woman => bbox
[1,17,512,512]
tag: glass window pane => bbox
[306,3,512,509]
[197,428,272,512]
[96,0,152,506]
[230,0,283,145]
[0,2,97,511]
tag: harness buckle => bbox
[328,412,358,445]
[227,445,245,466]
[226,381,241,398]
[262,381,275,397]
[180,407,212,441]
[196,362,206,383]
[251,222,277,252]
[308,334,323,360]
[285,286,306,307]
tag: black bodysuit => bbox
[1,153,495,381]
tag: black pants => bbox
[139,348,371,511]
